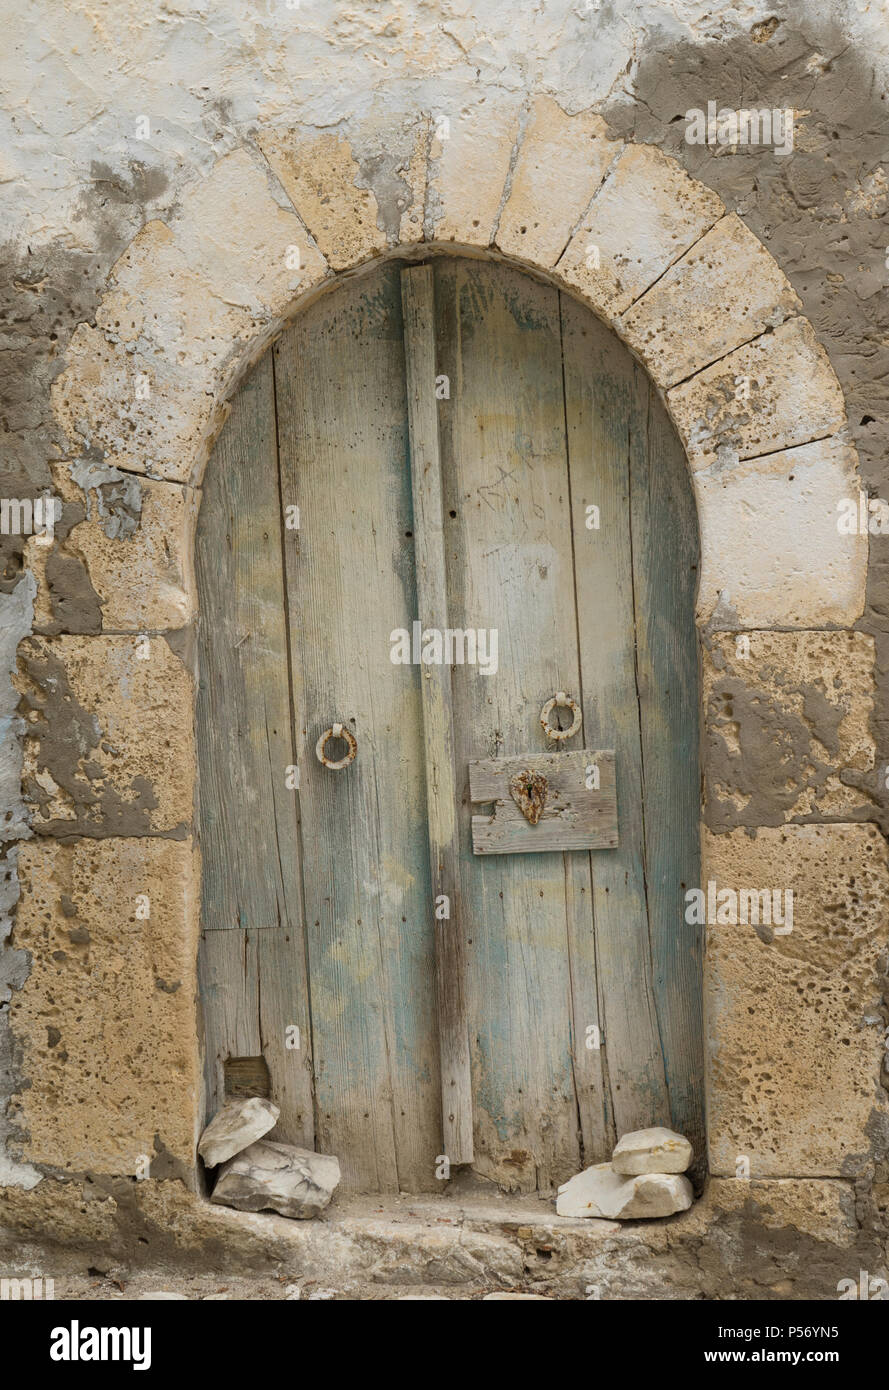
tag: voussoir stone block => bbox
[426,95,521,246]
[15,634,194,837]
[52,222,255,484]
[496,96,621,267]
[173,148,329,315]
[258,129,387,270]
[8,836,201,1174]
[704,631,876,830]
[668,316,846,470]
[694,435,866,630]
[620,213,802,387]
[555,144,724,321]
[704,824,889,1178]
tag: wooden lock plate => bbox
[468,749,618,855]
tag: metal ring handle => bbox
[540,692,582,742]
[315,722,357,770]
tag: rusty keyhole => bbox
[509,769,548,825]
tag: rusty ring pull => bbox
[540,691,582,742]
[315,722,358,770]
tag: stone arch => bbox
[11,97,882,1192]
[49,99,866,634]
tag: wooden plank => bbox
[197,928,263,1125]
[469,749,617,854]
[195,352,314,1144]
[273,264,442,1192]
[256,929,315,1146]
[629,382,704,1156]
[400,265,474,1165]
[435,257,597,1191]
[561,293,673,1140]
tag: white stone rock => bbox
[611,1126,693,1176]
[198,1096,280,1168]
[211,1139,340,1219]
[556,1162,693,1219]
[138,1291,189,1300]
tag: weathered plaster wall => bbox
[1,0,889,1291]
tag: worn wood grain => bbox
[561,294,673,1141]
[198,928,263,1125]
[401,264,474,1165]
[469,749,617,854]
[197,255,703,1192]
[435,257,596,1192]
[195,352,314,1143]
[274,266,442,1192]
[629,379,704,1155]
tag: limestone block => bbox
[694,436,867,629]
[700,1178,860,1253]
[555,144,724,321]
[556,1163,693,1218]
[211,1140,340,1219]
[173,149,328,315]
[8,837,201,1174]
[324,113,430,246]
[41,462,197,632]
[52,222,256,484]
[704,824,889,1177]
[612,1127,693,1175]
[15,634,193,837]
[258,130,386,270]
[668,317,846,470]
[426,95,521,246]
[620,214,802,387]
[199,1097,280,1168]
[704,631,876,829]
[496,97,621,267]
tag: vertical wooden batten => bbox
[400,264,474,1165]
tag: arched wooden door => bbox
[196,256,702,1195]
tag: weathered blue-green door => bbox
[196,255,702,1194]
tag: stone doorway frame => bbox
[7,98,886,1210]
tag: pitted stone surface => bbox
[694,436,867,630]
[555,143,724,320]
[52,222,256,485]
[669,317,847,470]
[8,837,200,1174]
[33,464,197,633]
[426,94,521,246]
[15,634,194,838]
[173,148,329,315]
[496,96,621,267]
[704,823,889,1178]
[258,130,386,270]
[704,631,876,829]
[620,213,802,386]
